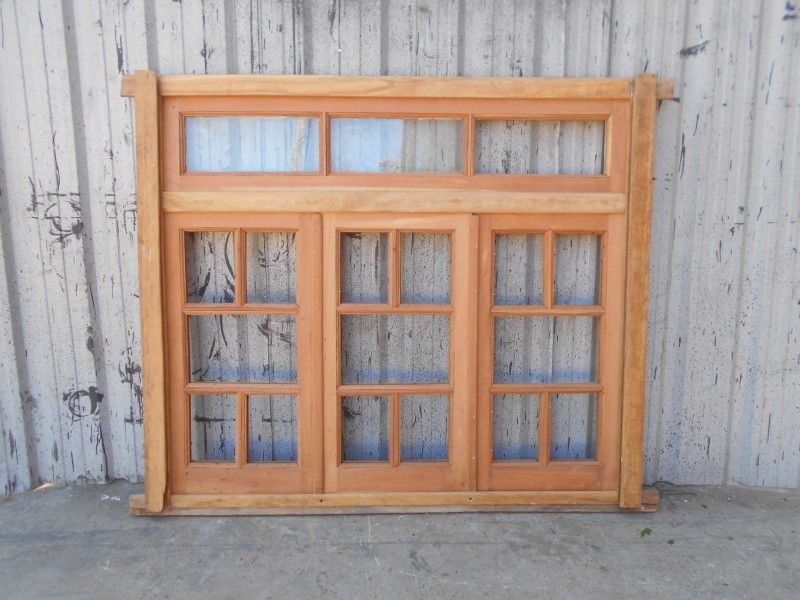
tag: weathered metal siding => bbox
[0,0,797,495]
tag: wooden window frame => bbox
[124,72,670,514]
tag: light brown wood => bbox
[130,489,659,514]
[123,74,639,99]
[322,213,474,493]
[124,73,665,514]
[476,213,626,492]
[164,213,322,495]
[133,71,167,514]
[162,190,628,214]
[656,79,676,101]
[619,75,658,509]
[160,95,629,193]
[171,489,618,508]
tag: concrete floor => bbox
[0,482,798,599]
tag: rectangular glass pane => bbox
[555,234,601,305]
[401,232,451,304]
[493,316,597,383]
[248,395,297,462]
[341,314,449,384]
[190,394,236,462]
[492,394,539,461]
[331,118,463,173]
[341,396,389,462]
[340,232,389,303]
[475,119,604,174]
[185,116,319,172]
[246,232,296,303]
[494,234,544,305]
[185,231,235,303]
[401,395,448,461]
[189,315,296,383]
[550,393,597,460]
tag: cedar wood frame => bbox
[123,72,671,514]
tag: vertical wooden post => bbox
[619,74,657,509]
[133,70,167,513]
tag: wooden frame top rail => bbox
[121,74,675,101]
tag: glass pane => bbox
[492,394,539,461]
[475,119,604,174]
[401,395,448,461]
[493,316,597,383]
[331,118,463,173]
[248,395,297,462]
[341,314,449,384]
[550,393,597,460]
[246,232,296,303]
[401,232,451,304]
[340,232,389,303]
[494,234,544,305]
[341,396,389,462]
[190,394,236,462]
[189,315,296,383]
[185,231,235,303]
[185,116,319,172]
[555,234,601,305]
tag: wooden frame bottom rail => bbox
[129,488,659,515]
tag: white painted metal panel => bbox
[0,0,798,494]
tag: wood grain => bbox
[162,190,627,214]
[134,70,167,513]
[619,75,658,509]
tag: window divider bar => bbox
[490,305,604,317]
[336,304,453,315]
[338,384,452,395]
[390,393,401,467]
[182,304,299,315]
[543,231,554,309]
[490,383,602,394]
[389,229,400,308]
[465,114,475,177]
[540,391,551,466]
[185,383,301,394]
[236,391,247,468]
[234,229,246,306]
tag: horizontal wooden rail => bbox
[162,190,627,214]
[169,490,619,508]
[122,74,674,100]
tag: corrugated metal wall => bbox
[0,0,798,495]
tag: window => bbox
[128,72,664,512]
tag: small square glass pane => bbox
[341,314,450,384]
[401,395,449,461]
[401,232,451,304]
[493,316,597,383]
[550,393,597,460]
[555,234,601,305]
[340,232,389,303]
[331,118,463,173]
[492,394,539,461]
[475,119,604,174]
[189,315,296,383]
[246,232,296,303]
[341,396,390,462]
[190,394,236,462]
[494,234,544,305]
[248,395,297,462]
[185,231,235,303]
[185,116,319,172]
